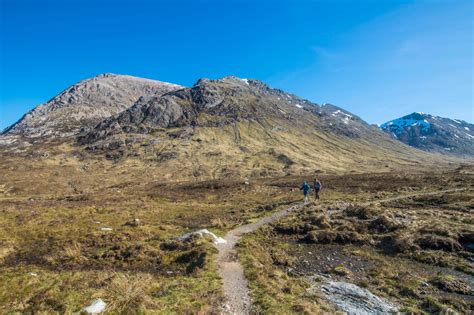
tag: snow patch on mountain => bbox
[332,110,352,124]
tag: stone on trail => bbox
[178,229,227,244]
[84,299,106,314]
[125,218,141,227]
[322,281,398,314]
[100,227,113,231]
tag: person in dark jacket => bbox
[300,180,311,203]
[314,178,322,200]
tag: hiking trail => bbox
[214,187,466,314]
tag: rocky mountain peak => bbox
[2,74,183,138]
[381,112,474,156]
[95,72,119,78]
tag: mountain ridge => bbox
[77,76,375,145]
[1,74,469,179]
[63,75,458,178]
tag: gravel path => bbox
[214,188,467,314]
[215,203,303,314]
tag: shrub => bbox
[304,230,367,245]
[344,205,378,219]
[416,235,462,252]
[310,214,331,229]
[431,275,472,295]
[369,215,402,233]
[105,273,154,314]
[378,234,418,254]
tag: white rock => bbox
[214,237,227,244]
[178,228,227,244]
[100,227,113,231]
[322,281,398,314]
[84,299,106,314]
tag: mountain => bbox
[2,73,182,139]
[78,76,374,144]
[1,74,460,179]
[380,112,474,157]
[73,76,449,178]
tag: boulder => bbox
[322,281,398,314]
[177,229,226,245]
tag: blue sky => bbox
[0,0,472,130]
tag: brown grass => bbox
[104,273,155,314]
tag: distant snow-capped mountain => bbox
[380,112,474,157]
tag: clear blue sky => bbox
[0,0,472,130]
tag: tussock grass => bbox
[103,273,154,314]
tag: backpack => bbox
[315,181,321,190]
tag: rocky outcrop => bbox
[322,281,399,314]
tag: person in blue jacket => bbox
[314,178,322,200]
[300,180,311,203]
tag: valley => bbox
[0,74,472,314]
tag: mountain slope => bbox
[75,76,452,179]
[380,112,474,157]
[2,73,182,138]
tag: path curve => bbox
[214,187,467,314]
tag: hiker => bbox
[300,180,311,203]
[314,178,322,200]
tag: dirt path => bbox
[214,187,467,314]
[215,203,303,314]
